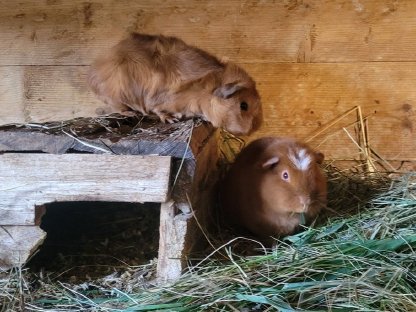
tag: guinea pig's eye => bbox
[240,102,249,111]
[282,171,289,181]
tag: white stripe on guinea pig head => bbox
[288,148,312,171]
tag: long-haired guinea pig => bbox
[221,137,327,240]
[88,33,262,136]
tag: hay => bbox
[1,109,414,311]
[1,171,415,311]
[0,113,202,155]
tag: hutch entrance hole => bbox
[28,201,160,281]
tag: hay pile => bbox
[1,170,415,311]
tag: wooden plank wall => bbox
[0,0,415,168]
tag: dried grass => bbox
[1,171,414,311]
[1,108,415,311]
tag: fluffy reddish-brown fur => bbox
[88,33,262,135]
[221,137,327,240]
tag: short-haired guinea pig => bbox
[88,33,263,136]
[221,137,327,239]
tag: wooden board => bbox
[0,154,171,225]
[0,67,25,124]
[244,62,416,163]
[1,0,416,65]
[0,0,415,167]
[21,66,101,122]
[157,200,188,282]
[0,63,414,162]
[0,226,46,269]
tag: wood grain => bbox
[0,118,214,160]
[0,63,414,161]
[0,154,171,225]
[243,62,416,162]
[22,66,101,122]
[1,66,99,124]
[0,0,415,166]
[0,67,25,123]
[157,200,188,282]
[0,0,415,65]
[0,226,46,269]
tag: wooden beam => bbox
[0,154,171,225]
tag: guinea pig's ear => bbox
[213,82,244,99]
[262,156,279,170]
[315,152,325,164]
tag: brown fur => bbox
[88,33,263,135]
[221,137,327,240]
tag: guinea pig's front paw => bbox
[154,110,180,124]
[165,116,179,124]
